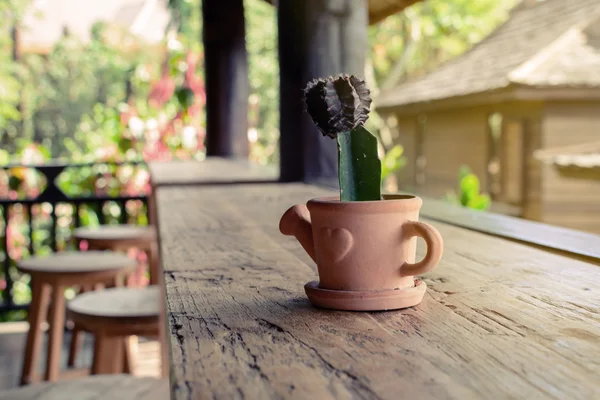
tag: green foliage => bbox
[368,0,518,88]
[167,0,203,52]
[245,0,279,166]
[337,126,382,201]
[0,1,26,132]
[444,165,491,210]
[381,144,407,181]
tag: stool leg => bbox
[20,279,51,385]
[122,336,137,374]
[45,285,66,382]
[91,333,104,374]
[92,334,123,374]
[67,328,83,368]
[67,285,91,368]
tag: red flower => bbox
[183,52,206,105]
[149,57,175,108]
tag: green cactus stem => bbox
[304,74,382,201]
[337,126,381,201]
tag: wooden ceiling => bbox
[263,0,422,25]
[368,0,422,24]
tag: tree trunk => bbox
[278,0,368,183]
[202,0,249,158]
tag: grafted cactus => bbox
[303,74,381,201]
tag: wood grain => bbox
[156,183,600,400]
[147,158,278,187]
[0,375,168,400]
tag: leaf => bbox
[175,86,195,111]
[337,126,382,201]
[460,173,480,196]
[468,193,491,210]
[0,149,9,165]
[381,144,406,180]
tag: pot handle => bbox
[399,221,443,277]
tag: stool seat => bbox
[74,225,155,249]
[68,286,160,319]
[0,374,168,399]
[67,287,161,375]
[18,251,137,274]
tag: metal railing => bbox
[0,161,149,317]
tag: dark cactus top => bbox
[303,74,372,138]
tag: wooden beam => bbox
[278,0,368,182]
[264,0,423,25]
[556,166,600,181]
[368,0,422,24]
[202,0,249,158]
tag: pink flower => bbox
[148,58,175,108]
[184,52,206,102]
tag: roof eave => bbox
[376,84,600,115]
[374,86,517,115]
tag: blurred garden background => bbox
[0,0,517,319]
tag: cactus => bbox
[303,74,382,201]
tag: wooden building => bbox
[534,141,600,232]
[376,0,600,234]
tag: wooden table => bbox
[155,182,600,399]
[147,158,278,187]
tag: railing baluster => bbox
[74,202,80,229]
[119,200,127,224]
[50,202,57,252]
[97,201,105,225]
[27,204,34,257]
[2,204,13,308]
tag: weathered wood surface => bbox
[0,375,168,399]
[419,196,600,264]
[147,158,278,187]
[156,183,600,400]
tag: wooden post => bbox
[202,0,249,158]
[278,0,368,182]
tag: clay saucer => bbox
[304,280,427,311]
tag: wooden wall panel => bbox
[420,108,488,198]
[540,102,600,233]
[500,120,524,205]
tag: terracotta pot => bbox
[279,194,443,311]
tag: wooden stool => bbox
[69,225,158,368]
[17,251,137,385]
[0,374,168,399]
[66,286,161,375]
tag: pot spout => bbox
[279,204,316,262]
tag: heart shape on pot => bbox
[320,227,353,263]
